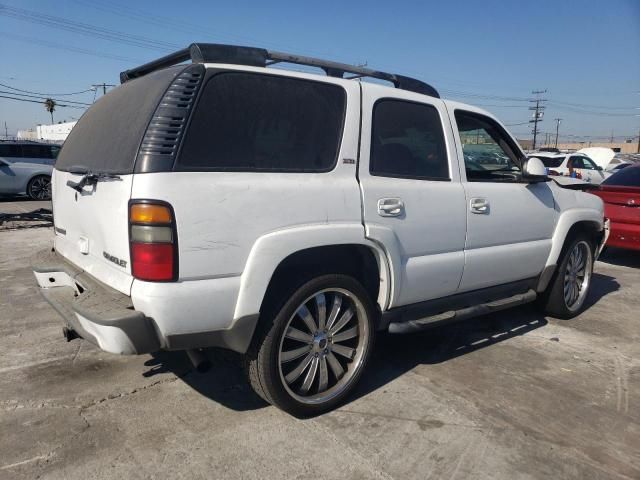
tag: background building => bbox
[17,121,77,143]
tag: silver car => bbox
[0,142,60,200]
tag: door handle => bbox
[378,198,404,217]
[470,197,490,214]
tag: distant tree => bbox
[44,98,56,124]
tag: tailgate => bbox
[52,169,134,294]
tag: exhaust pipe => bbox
[62,326,79,342]
[186,349,211,373]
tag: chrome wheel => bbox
[277,288,370,405]
[563,240,592,312]
[28,176,51,200]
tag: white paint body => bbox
[50,63,605,352]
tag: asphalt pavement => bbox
[1,198,638,479]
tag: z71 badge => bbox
[103,251,127,268]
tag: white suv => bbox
[33,43,608,416]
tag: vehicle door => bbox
[449,108,557,292]
[358,84,467,308]
[571,155,605,184]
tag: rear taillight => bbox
[129,201,177,281]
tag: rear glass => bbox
[602,166,640,187]
[530,156,564,168]
[177,72,346,172]
[55,66,183,174]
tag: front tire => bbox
[540,235,594,319]
[27,175,51,200]
[246,274,375,416]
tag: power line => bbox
[0,31,145,63]
[0,90,91,106]
[0,94,87,109]
[0,4,178,51]
[0,82,93,97]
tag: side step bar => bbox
[388,289,537,334]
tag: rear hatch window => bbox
[55,66,184,174]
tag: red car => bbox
[591,164,640,251]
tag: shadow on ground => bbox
[148,271,619,413]
[598,247,640,269]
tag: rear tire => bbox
[27,175,51,200]
[540,234,594,319]
[246,274,376,417]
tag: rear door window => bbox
[370,99,449,180]
[177,72,346,172]
[21,144,50,158]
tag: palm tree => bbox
[44,98,57,124]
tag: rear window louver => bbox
[135,64,205,172]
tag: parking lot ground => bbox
[1,198,639,480]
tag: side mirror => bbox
[595,165,603,171]
[522,157,549,182]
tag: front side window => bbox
[178,72,346,172]
[569,156,597,170]
[455,110,522,182]
[370,99,448,180]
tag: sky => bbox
[1,0,639,143]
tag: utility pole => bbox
[91,83,116,96]
[554,118,562,148]
[637,127,640,154]
[529,89,547,151]
[4,121,7,140]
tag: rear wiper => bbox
[66,171,121,192]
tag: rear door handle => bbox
[378,198,404,217]
[470,197,490,214]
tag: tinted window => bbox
[370,100,448,180]
[0,144,21,158]
[56,66,183,174]
[602,166,640,187]
[455,110,522,182]
[178,73,345,172]
[21,144,50,159]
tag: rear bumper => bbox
[32,248,160,354]
[607,219,640,251]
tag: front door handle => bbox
[470,197,490,214]
[378,198,404,217]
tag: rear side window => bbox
[0,144,21,157]
[370,99,448,180]
[178,72,346,172]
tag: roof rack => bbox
[119,43,439,98]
